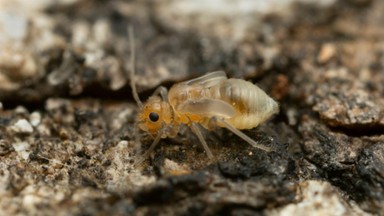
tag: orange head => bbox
[137,96,176,137]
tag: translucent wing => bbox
[184,71,227,88]
[176,98,235,118]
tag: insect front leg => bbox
[209,117,274,152]
[133,130,164,166]
[190,122,214,159]
[151,86,169,102]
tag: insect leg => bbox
[133,130,164,165]
[151,86,169,102]
[190,122,214,159]
[212,117,274,152]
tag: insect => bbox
[128,29,279,164]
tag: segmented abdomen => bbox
[209,79,279,129]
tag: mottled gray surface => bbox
[0,0,383,215]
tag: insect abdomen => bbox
[210,79,279,129]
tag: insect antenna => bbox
[127,25,143,108]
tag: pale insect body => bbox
[128,27,279,164]
[135,71,279,163]
[168,72,279,130]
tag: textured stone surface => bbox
[267,180,368,216]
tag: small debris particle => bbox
[14,106,29,114]
[271,74,289,100]
[163,159,191,176]
[29,111,41,126]
[286,108,298,126]
[317,43,336,64]
[9,119,34,134]
[12,141,30,160]
[59,128,70,140]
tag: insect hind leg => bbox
[190,122,214,159]
[151,86,169,102]
[211,117,274,152]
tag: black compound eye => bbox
[149,112,159,122]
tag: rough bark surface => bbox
[0,0,383,215]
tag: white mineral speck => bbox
[12,141,29,152]
[117,140,129,148]
[12,141,31,160]
[22,194,38,208]
[14,106,28,114]
[0,10,27,41]
[37,124,51,136]
[30,111,42,126]
[11,119,34,134]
